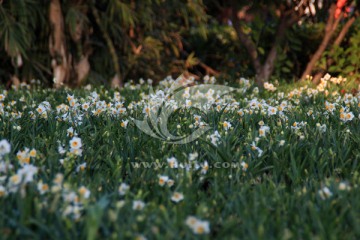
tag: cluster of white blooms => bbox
[0,72,359,238]
[185,216,210,235]
[264,82,277,91]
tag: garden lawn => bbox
[0,76,360,239]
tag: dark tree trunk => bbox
[49,0,70,88]
[91,5,122,88]
[312,14,357,84]
[230,1,307,87]
[301,4,342,81]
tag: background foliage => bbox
[0,0,359,87]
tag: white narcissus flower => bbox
[17,164,38,183]
[158,175,169,186]
[185,99,192,108]
[316,123,327,133]
[27,149,35,159]
[210,131,221,146]
[241,161,249,171]
[67,127,77,137]
[264,82,277,92]
[0,161,13,174]
[201,161,209,174]
[36,105,46,114]
[325,101,336,113]
[69,137,82,150]
[185,216,210,235]
[171,192,184,203]
[193,115,201,123]
[0,139,11,155]
[120,120,129,128]
[0,185,7,197]
[250,141,263,157]
[16,148,31,165]
[259,126,270,137]
[340,112,354,122]
[70,148,83,156]
[58,144,66,155]
[338,182,351,191]
[193,220,210,235]
[9,174,21,186]
[268,106,277,115]
[76,162,87,172]
[118,183,130,195]
[82,102,90,111]
[118,107,127,115]
[132,200,145,210]
[167,157,178,168]
[37,181,49,195]
[143,106,151,115]
[116,200,125,209]
[222,121,231,131]
[188,152,198,161]
[167,179,175,187]
[53,173,64,185]
[318,186,333,200]
[78,186,91,199]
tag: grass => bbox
[0,76,360,239]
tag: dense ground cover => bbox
[0,75,360,239]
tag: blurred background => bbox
[0,0,359,88]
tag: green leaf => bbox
[328,66,339,72]
[281,67,290,73]
[258,47,265,55]
[86,197,109,240]
[344,66,355,73]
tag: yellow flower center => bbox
[30,149,36,157]
[79,187,87,196]
[196,226,205,234]
[42,184,49,191]
[11,175,20,184]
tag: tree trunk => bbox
[10,75,20,89]
[49,0,70,88]
[69,1,92,86]
[312,15,357,84]
[231,6,262,73]
[75,56,90,86]
[301,4,341,80]
[230,1,306,87]
[91,6,122,88]
[255,15,291,85]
